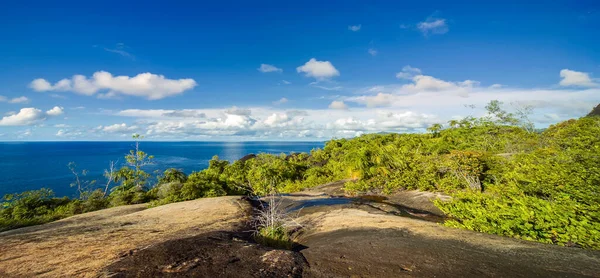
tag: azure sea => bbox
[0,141,323,198]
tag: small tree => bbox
[427,123,443,138]
[102,160,117,197]
[158,168,187,184]
[512,102,535,133]
[484,100,519,126]
[67,162,96,200]
[126,134,154,190]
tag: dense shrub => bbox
[0,189,93,231]
[158,168,188,184]
[436,183,600,249]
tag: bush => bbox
[0,189,76,231]
[255,225,294,250]
[158,168,187,184]
[436,183,600,249]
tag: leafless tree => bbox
[67,162,96,200]
[103,160,118,197]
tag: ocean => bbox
[0,141,324,198]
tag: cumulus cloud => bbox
[163,110,206,118]
[273,98,288,105]
[37,69,599,141]
[30,79,53,91]
[56,129,83,137]
[30,71,197,100]
[352,93,394,108]
[226,106,252,116]
[46,106,64,116]
[0,106,63,126]
[559,69,598,87]
[343,68,600,123]
[98,123,139,133]
[297,58,340,80]
[393,66,478,97]
[395,66,422,80]
[262,111,307,128]
[0,96,29,104]
[112,105,446,140]
[417,17,448,36]
[329,101,348,110]
[404,75,474,92]
[348,24,361,31]
[258,64,283,73]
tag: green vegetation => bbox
[255,225,294,250]
[1,101,599,250]
[588,103,600,117]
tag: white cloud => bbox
[30,79,53,91]
[32,69,598,141]
[280,80,291,85]
[394,66,478,97]
[273,98,288,105]
[0,106,63,126]
[417,17,448,35]
[226,106,252,116]
[99,123,139,133]
[163,110,206,118]
[56,129,83,138]
[404,75,461,91]
[46,106,64,116]
[352,93,394,108]
[104,48,133,58]
[50,94,68,99]
[297,58,340,80]
[559,69,598,87]
[329,101,348,110]
[109,75,599,140]
[258,64,283,73]
[9,96,30,104]
[18,129,32,138]
[103,43,134,59]
[30,71,197,100]
[54,124,70,128]
[97,91,121,100]
[348,24,361,31]
[368,48,378,56]
[0,108,45,126]
[396,66,422,79]
[312,85,343,91]
[344,68,600,122]
[0,96,29,104]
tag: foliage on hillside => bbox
[1,101,599,249]
[587,103,600,117]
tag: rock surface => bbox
[291,185,600,277]
[0,196,250,277]
[103,231,307,278]
[1,184,600,277]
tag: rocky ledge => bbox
[1,184,599,277]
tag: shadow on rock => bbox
[102,231,308,278]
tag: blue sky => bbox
[0,0,599,140]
